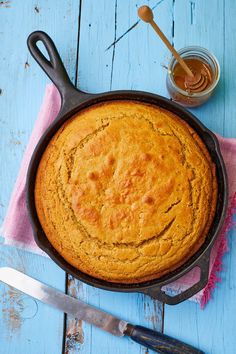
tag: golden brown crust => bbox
[35,101,217,283]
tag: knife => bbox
[0,267,203,354]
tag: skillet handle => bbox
[27,31,88,109]
[142,250,211,305]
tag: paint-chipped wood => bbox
[24,61,30,69]
[64,275,85,354]
[2,289,23,333]
[0,1,11,8]
[143,298,163,331]
[1,286,39,333]
[1,260,26,334]
[34,5,40,13]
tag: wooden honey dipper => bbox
[138,5,210,93]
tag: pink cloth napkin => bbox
[1,84,236,307]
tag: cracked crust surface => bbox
[35,101,217,283]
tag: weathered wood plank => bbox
[164,1,236,354]
[64,1,117,352]
[0,1,80,353]
[66,1,174,353]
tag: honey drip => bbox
[173,58,213,93]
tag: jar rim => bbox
[167,46,221,98]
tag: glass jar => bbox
[166,46,220,107]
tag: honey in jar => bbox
[166,47,220,107]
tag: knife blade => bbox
[0,267,204,354]
[0,267,126,336]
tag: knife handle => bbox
[125,324,204,354]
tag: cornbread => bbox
[35,101,217,283]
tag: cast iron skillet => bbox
[26,31,228,305]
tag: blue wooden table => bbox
[0,1,235,353]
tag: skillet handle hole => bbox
[142,251,211,305]
[161,266,201,298]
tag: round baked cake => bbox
[35,101,217,283]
